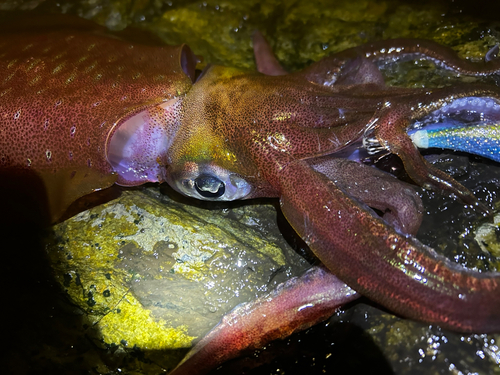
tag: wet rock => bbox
[45,187,309,371]
[6,0,499,71]
[212,303,500,375]
[3,1,500,374]
[210,154,500,375]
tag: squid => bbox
[1,15,500,374]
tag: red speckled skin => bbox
[0,17,192,221]
[170,158,423,375]
[164,38,500,348]
[3,18,500,373]
[170,266,358,375]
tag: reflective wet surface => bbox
[2,1,500,374]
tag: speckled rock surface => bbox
[2,1,500,375]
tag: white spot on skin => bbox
[70,126,76,137]
[410,129,429,148]
[14,109,21,120]
[66,74,76,84]
[46,150,52,162]
[297,303,314,311]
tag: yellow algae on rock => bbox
[47,187,308,354]
[98,293,192,349]
[474,211,500,260]
[47,199,194,349]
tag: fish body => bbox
[410,121,500,161]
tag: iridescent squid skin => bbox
[2,16,500,375]
[410,121,500,161]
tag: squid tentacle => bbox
[373,85,500,209]
[301,38,500,87]
[169,266,358,375]
[277,158,500,333]
[308,157,424,235]
[348,38,500,75]
[252,30,288,76]
[169,157,427,374]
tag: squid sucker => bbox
[2,15,500,375]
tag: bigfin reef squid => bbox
[1,14,500,375]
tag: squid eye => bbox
[194,174,225,198]
[168,165,252,201]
